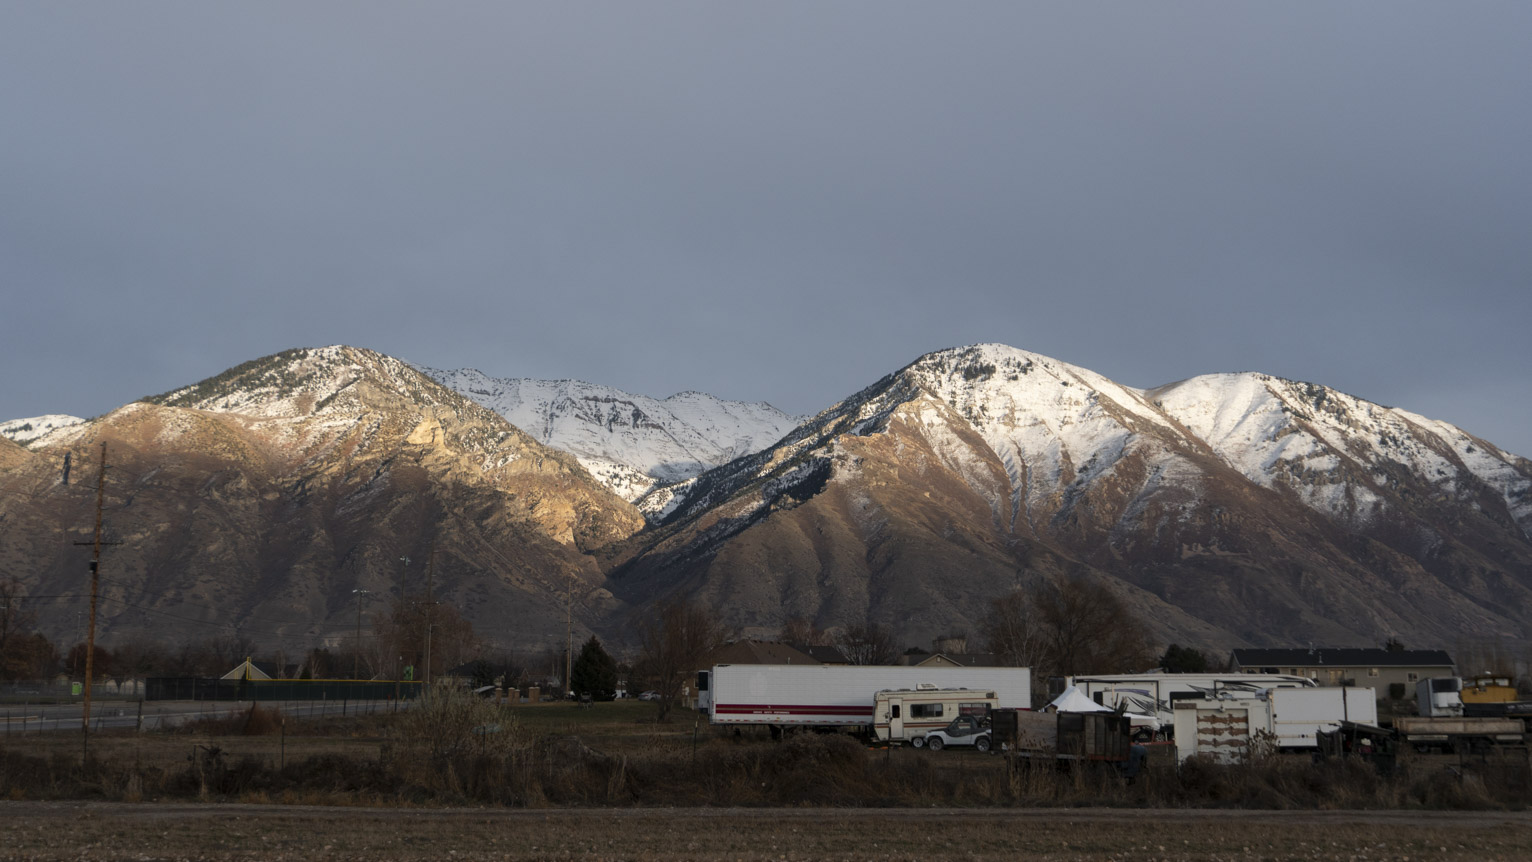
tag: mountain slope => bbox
[0,347,645,653]
[421,367,803,503]
[609,345,1532,649]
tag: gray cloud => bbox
[3,3,1529,455]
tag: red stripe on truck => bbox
[714,704,876,716]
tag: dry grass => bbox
[1,803,1530,861]
[3,700,1530,813]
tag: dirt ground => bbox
[2,802,1530,861]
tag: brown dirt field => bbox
[2,802,1530,861]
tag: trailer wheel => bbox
[910,735,925,749]
[927,737,945,752]
[976,736,992,753]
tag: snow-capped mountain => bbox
[614,344,1532,649]
[0,414,84,446]
[419,367,804,504]
[0,347,643,652]
[5,342,1530,654]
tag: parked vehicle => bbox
[1170,687,1380,763]
[911,714,992,752]
[872,686,999,745]
[699,664,1031,732]
[1066,672,1317,734]
[1400,678,1527,752]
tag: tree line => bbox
[4,571,1217,713]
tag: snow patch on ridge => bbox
[422,367,805,503]
[1,414,85,446]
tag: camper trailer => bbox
[871,686,998,745]
[1067,673,1317,733]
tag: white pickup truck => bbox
[910,714,993,752]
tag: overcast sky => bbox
[3,4,1529,456]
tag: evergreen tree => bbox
[1159,643,1210,673]
[570,635,618,701]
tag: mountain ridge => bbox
[4,342,1529,655]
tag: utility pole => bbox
[352,589,370,679]
[73,443,118,762]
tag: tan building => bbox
[1230,648,1455,696]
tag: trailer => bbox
[1267,686,1378,749]
[992,709,1134,762]
[1066,673,1317,734]
[700,664,1030,731]
[1169,687,1381,762]
[1393,716,1526,753]
[1405,677,1527,751]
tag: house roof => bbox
[901,652,1005,667]
[708,640,820,666]
[794,644,849,664]
[1231,648,1454,668]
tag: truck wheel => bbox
[928,737,944,752]
[910,735,925,749]
[976,736,991,753]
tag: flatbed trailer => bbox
[1392,715,1526,753]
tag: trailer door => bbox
[887,697,904,741]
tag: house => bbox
[899,652,1006,668]
[1230,648,1455,696]
[703,640,821,667]
[220,659,299,681]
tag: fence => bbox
[0,679,417,736]
[145,677,423,702]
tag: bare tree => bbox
[836,622,900,666]
[0,576,42,679]
[1033,577,1154,677]
[982,577,1154,683]
[633,599,727,721]
[981,588,1049,669]
[778,616,832,647]
[374,593,481,683]
[0,576,37,656]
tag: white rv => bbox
[871,686,998,744]
[1067,673,1317,733]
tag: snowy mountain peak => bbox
[420,366,806,503]
[142,345,455,420]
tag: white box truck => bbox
[1267,686,1378,748]
[699,664,1031,732]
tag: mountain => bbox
[5,342,1529,658]
[0,347,645,653]
[419,367,803,505]
[606,345,1532,650]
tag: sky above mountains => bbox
[3,4,1529,457]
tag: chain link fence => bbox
[0,679,415,735]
